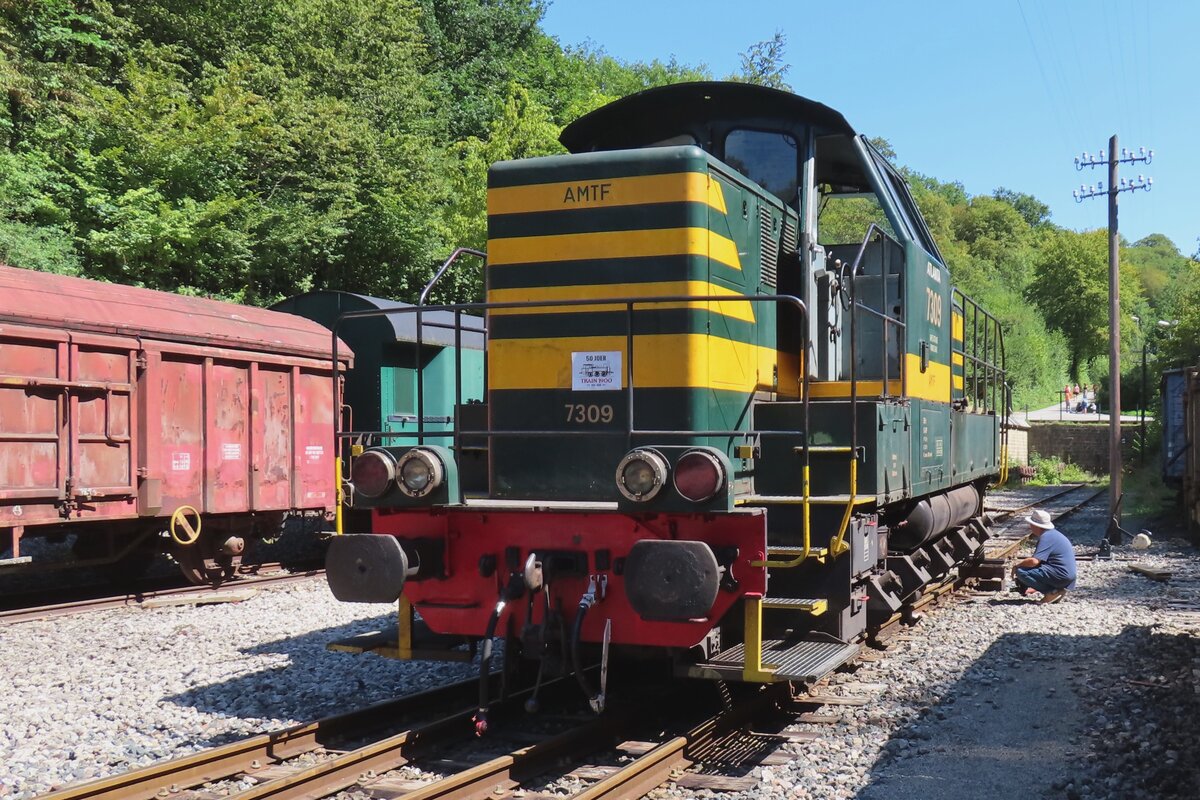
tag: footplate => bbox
[687,638,859,683]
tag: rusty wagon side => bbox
[0,264,351,583]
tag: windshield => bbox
[723,128,799,204]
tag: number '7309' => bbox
[925,286,942,326]
[564,403,614,423]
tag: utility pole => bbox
[1074,139,1152,541]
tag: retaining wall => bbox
[1028,422,1134,473]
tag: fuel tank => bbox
[888,484,981,552]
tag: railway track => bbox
[34,485,1110,800]
[983,482,1109,559]
[0,564,323,626]
[870,482,1109,633]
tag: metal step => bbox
[736,494,875,506]
[0,556,32,568]
[692,638,859,683]
[766,546,829,558]
[761,597,827,615]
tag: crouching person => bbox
[1011,509,1077,603]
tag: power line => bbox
[1015,0,1072,153]
[1034,1,1086,143]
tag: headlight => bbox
[616,448,669,502]
[673,449,726,502]
[351,449,397,498]
[396,447,445,498]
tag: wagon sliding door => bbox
[0,327,136,521]
[0,328,70,513]
[70,335,137,503]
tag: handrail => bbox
[951,287,1006,416]
[757,223,899,569]
[417,247,488,308]
[332,293,810,438]
[831,223,899,557]
[416,247,487,462]
[333,293,812,561]
[952,287,1009,489]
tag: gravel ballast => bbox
[2,487,1197,800]
[709,497,1200,800]
[0,580,478,799]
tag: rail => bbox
[335,294,809,440]
[331,292,820,565]
[952,288,1007,417]
[415,247,487,451]
[833,224,904,557]
[952,287,1009,484]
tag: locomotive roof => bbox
[272,290,485,350]
[0,263,349,362]
[559,81,855,153]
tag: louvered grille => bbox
[782,217,798,254]
[759,207,779,288]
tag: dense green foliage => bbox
[1,3,1195,407]
[1022,452,1100,486]
[0,0,709,303]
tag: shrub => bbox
[1025,452,1099,485]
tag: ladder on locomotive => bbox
[733,225,895,682]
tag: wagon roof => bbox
[0,264,349,362]
[272,290,486,350]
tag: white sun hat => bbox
[1025,509,1054,530]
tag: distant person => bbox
[1063,384,1072,410]
[1011,509,1077,603]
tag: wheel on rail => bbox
[168,508,243,586]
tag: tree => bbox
[1026,229,1143,377]
[952,196,1034,290]
[730,30,790,90]
[993,187,1051,227]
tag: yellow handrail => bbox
[752,465,811,568]
[829,457,857,556]
[334,457,344,535]
[741,594,775,681]
[998,438,1010,487]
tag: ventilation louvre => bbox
[760,207,779,289]
[782,217,798,254]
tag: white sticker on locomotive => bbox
[221,443,242,461]
[171,451,191,471]
[571,351,621,391]
[305,445,324,463]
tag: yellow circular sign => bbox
[169,505,202,546]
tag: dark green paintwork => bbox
[487,147,790,501]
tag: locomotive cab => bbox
[326,83,1006,701]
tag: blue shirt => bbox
[1033,528,1077,589]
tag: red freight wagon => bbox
[0,264,351,584]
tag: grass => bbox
[1120,455,1178,521]
[1019,453,1102,486]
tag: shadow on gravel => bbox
[854,626,1199,800]
[159,612,481,746]
[236,612,395,657]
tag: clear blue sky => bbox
[542,0,1197,256]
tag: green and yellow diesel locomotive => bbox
[326,82,1007,721]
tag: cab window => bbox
[817,190,896,247]
[723,129,799,204]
